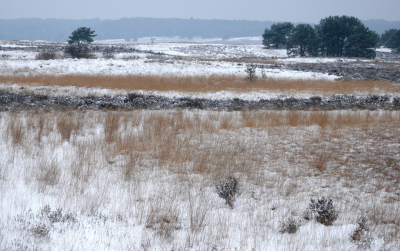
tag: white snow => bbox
[376,47,393,53]
[0,57,338,81]
[134,43,287,58]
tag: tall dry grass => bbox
[3,109,400,193]
[56,111,82,141]
[1,74,399,95]
[7,113,25,145]
[27,110,399,184]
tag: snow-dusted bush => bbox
[216,177,240,208]
[102,48,115,59]
[245,64,257,81]
[64,44,93,59]
[309,197,338,226]
[351,217,371,248]
[39,205,77,223]
[36,50,59,60]
[351,217,369,241]
[30,223,50,239]
[279,218,300,234]
[302,209,313,221]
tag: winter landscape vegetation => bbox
[0,14,400,250]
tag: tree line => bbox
[262,15,399,58]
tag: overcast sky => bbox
[1,0,399,23]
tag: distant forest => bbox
[0,17,399,42]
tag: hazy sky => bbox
[1,0,399,23]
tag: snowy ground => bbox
[0,57,338,81]
[0,110,399,251]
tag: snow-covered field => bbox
[0,41,349,100]
[0,40,400,250]
[0,56,338,81]
[0,110,399,250]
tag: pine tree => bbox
[393,30,400,53]
[262,22,294,49]
[344,25,379,58]
[65,27,97,59]
[286,24,319,57]
[316,16,378,58]
[381,29,398,48]
[67,27,97,46]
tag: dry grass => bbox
[56,111,82,141]
[1,74,399,95]
[7,113,25,145]
[37,110,399,184]
[104,112,120,143]
[35,159,61,189]
[145,201,180,240]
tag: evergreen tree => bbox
[316,16,378,58]
[262,22,294,49]
[286,24,319,57]
[67,27,97,46]
[65,27,97,59]
[381,28,400,52]
[381,29,398,48]
[392,30,400,53]
[344,25,379,58]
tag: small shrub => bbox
[245,64,257,81]
[36,50,59,60]
[31,223,50,239]
[309,197,338,226]
[216,177,240,209]
[39,205,77,223]
[351,217,369,241]
[102,48,115,59]
[261,67,267,79]
[351,217,371,248]
[279,218,300,234]
[64,44,93,59]
[39,204,51,217]
[302,209,313,221]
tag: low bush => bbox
[64,44,93,59]
[39,205,77,223]
[351,217,369,241]
[216,177,241,209]
[279,218,300,234]
[36,50,59,60]
[30,223,50,239]
[302,209,313,221]
[245,64,257,81]
[309,197,338,226]
[102,48,115,59]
